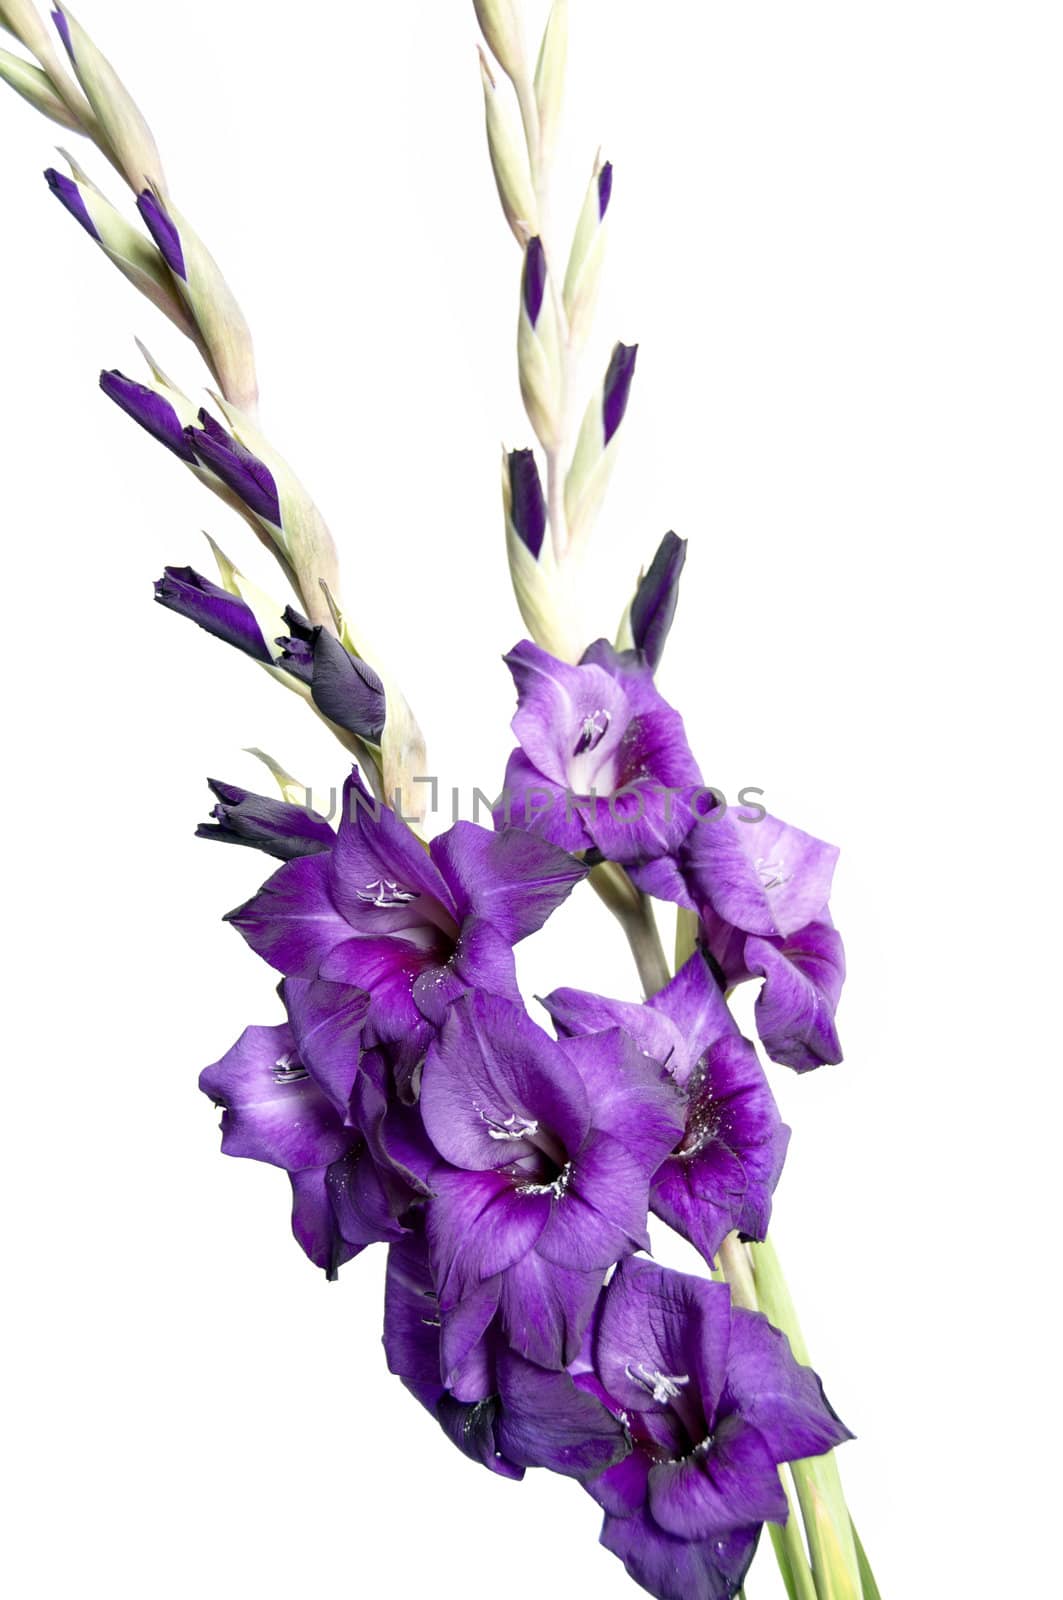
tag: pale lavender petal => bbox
[685,810,838,938]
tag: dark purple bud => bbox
[278,622,386,742]
[153,566,271,662]
[630,531,687,670]
[100,370,197,462]
[602,341,638,445]
[197,779,336,860]
[44,169,99,242]
[507,449,546,559]
[597,160,614,220]
[136,189,186,279]
[51,10,74,58]
[186,410,282,524]
[522,236,547,327]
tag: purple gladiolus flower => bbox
[631,531,687,670]
[544,949,789,1265]
[277,611,387,742]
[632,810,846,1071]
[577,1258,852,1600]
[185,410,281,524]
[136,189,186,279]
[496,638,702,865]
[603,341,638,445]
[226,769,588,1064]
[153,566,271,660]
[44,168,99,240]
[197,779,336,861]
[101,370,197,462]
[199,1017,403,1277]
[508,448,547,559]
[384,1221,628,1481]
[523,236,547,326]
[418,991,684,1369]
[598,159,614,219]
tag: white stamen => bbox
[355,877,419,907]
[624,1362,691,1404]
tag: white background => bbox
[2,2,1060,1596]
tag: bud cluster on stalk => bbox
[1,0,429,817]
[473,0,662,667]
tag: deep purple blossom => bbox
[508,448,547,559]
[632,810,845,1071]
[545,950,789,1265]
[44,168,98,240]
[277,611,386,742]
[101,371,196,461]
[199,1017,403,1278]
[523,236,547,326]
[384,1221,627,1480]
[186,410,281,524]
[496,638,702,865]
[227,769,588,1074]
[153,566,271,659]
[577,1258,851,1600]
[197,779,336,861]
[631,531,687,670]
[418,991,684,1369]
[136,189,187,278]
[603,341,638,445]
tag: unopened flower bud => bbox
[47,163,194,336]
[506,447,546,559]
[625,531,687,669]
[100,368,198,459]
[153,566,272,662]
[197,779,335,861]
[277,614,386,743]
[472,0,526,83]
[52,4,165,195]
[517,236,562,450]
[565,341,638,546]
[563,155,612,348]
[478,47,536,243]
[533,0,567,168]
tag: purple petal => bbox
[559,1029,685,1171]
[197,779,335,860]
[497,1249,604,1368]
[603,341,638,445]
[493,749,595,854]
[685,810,839,938]
[522,236,547,326]
[430,821,587,942]
[649,952,737,1080]
[199,1022,354,1172]
[52,9,74,58]
[630,531,687,670]
[746,920,845,1071]
[187,411,281,524]
[136,189,186,279]
[722,1307,853,1462]
[225,853,350,977]
[102,372,197,462]
[319,935,436,1050]
[426,1166,550,1308]
[44,168,99,241]
[384,1228,446,1407]
[495,1348,627,1479]
[420,991,591,1172]
[289,1166,362,1279]
[648,1414,789,1540]
[597,160,614,220]
[600,1507,759,1600]
[328,770,456,935]
[324,1144,406,1249]
[508,448,546,559]
[280,977,371,1117]
[536,1131,651,1268]
[411,917,520,1027]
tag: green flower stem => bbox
[749,1236,869,1600]
[769,1466,819,1600]
[588,864,671,997]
